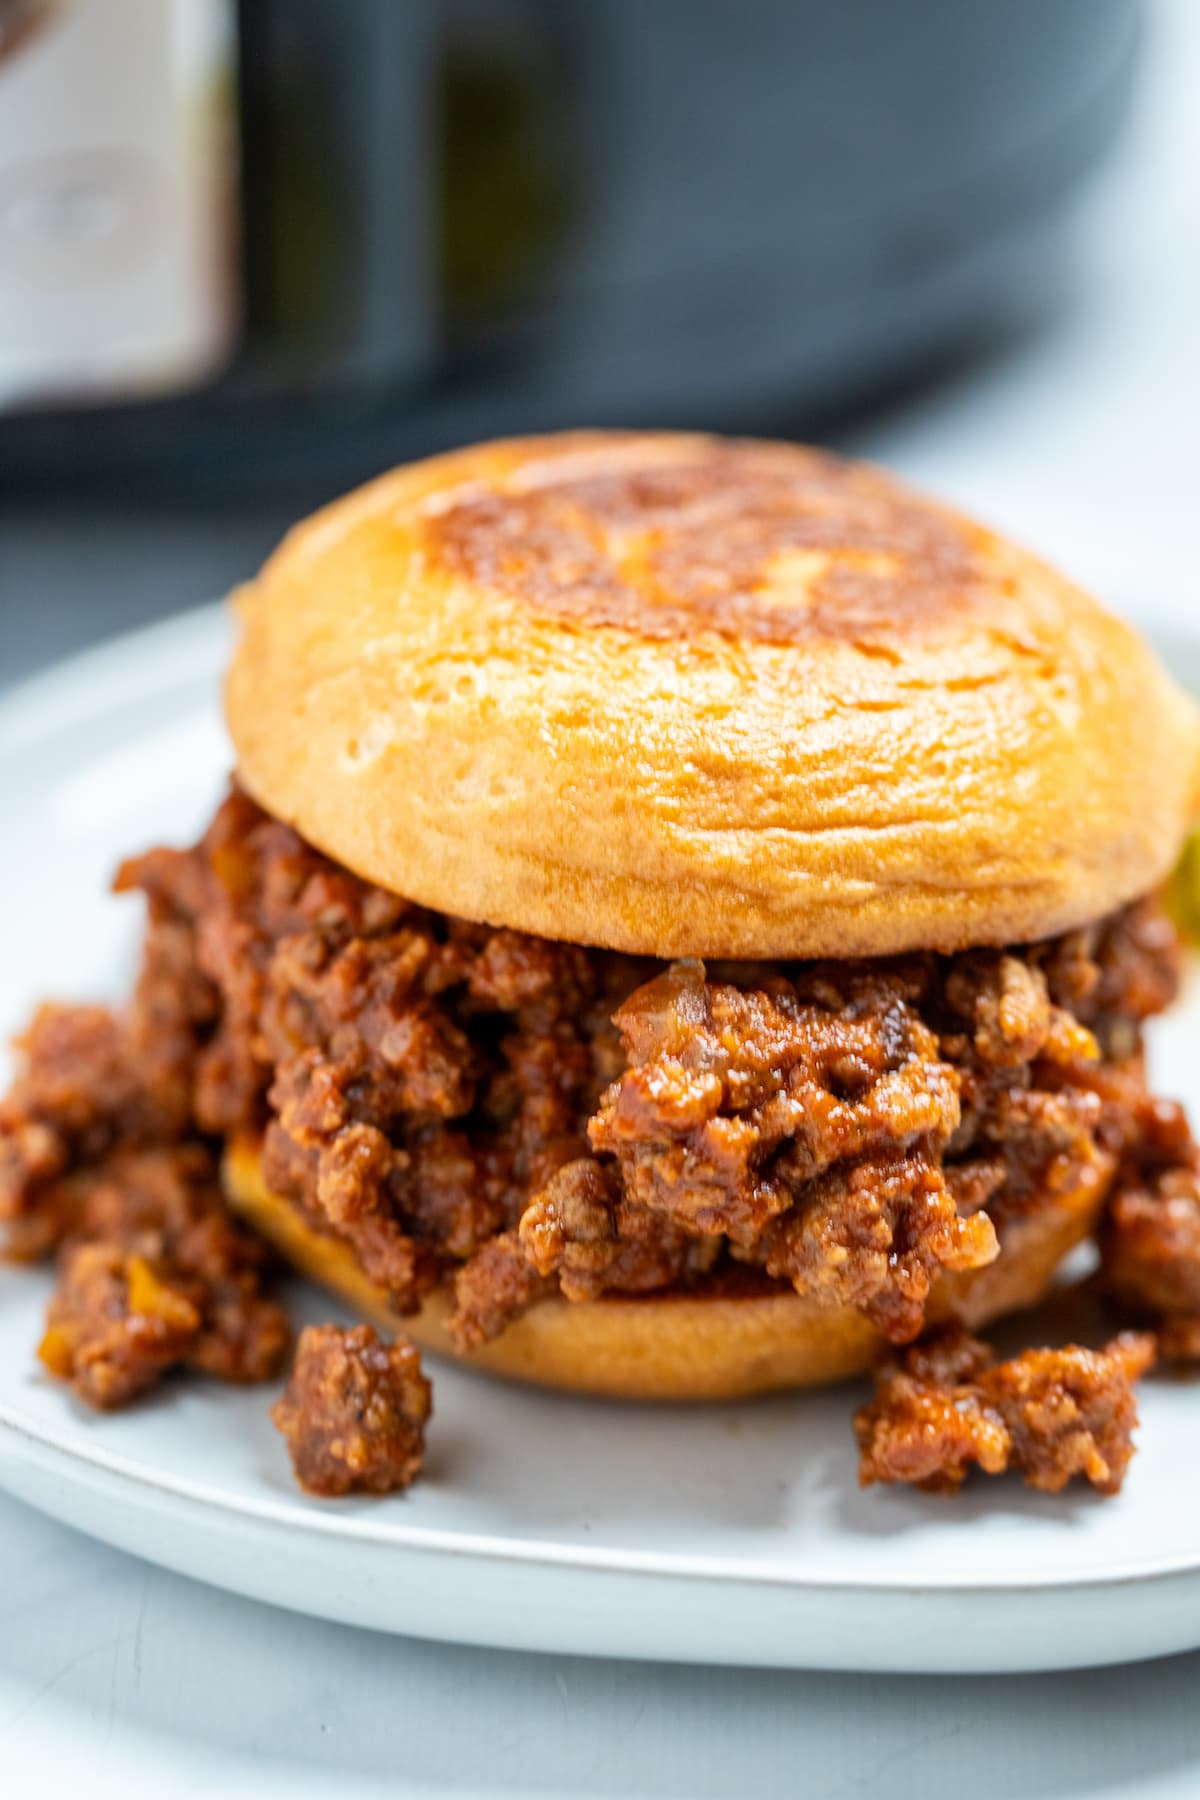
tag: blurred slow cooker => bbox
[0,0,1141,493]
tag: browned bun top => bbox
[226,432,1200,959]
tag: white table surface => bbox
[6,6,1200,1794]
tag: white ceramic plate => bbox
[3,604,1200,1674]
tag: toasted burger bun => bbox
[224,1137,1108,1400]
[226,431,1200,961]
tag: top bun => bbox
[226,432,1200,960]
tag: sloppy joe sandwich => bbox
[4,431,1200,1499]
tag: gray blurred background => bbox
[1,0,1197,688]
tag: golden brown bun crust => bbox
[226,432,1200,959]
[224,1137,1106,1401]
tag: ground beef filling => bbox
[0,786,1194,1494]
[0,790,1193,1340]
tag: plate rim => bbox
[1,1367,1199,1597]
[0,600,229,757]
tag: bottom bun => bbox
[223,1136,1108,1401]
